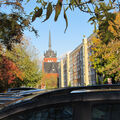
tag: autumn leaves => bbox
[31,0,68,32]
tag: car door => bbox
[0,103,73,120]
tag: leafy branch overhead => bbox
[0,0,24,9]
[43,2,52,22]
[0,0,120,48]
[30,0,67,32]
[30,0,120,36]
[0,0,38,50]
[0,12,37,50]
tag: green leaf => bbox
[43,2,52,22]
[94,22,97,32]
[30,12,34,15]
[42,1,47,7]
[54,0,62,21]
[88,7,91,13]
[88,16,96,22]
[109,0,112,6]
[64,8,68,33]
[70,0,75,10]
[95,5,99,13]
[112,0,116,2]
[34,6,39,11]
[32,16,36,22]
[32,8,43,22]
[36,0,42,3]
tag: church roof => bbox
[44,31,57,58]
[44,50,57,58]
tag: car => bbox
[0,87,45,108]
[0,84,120,120]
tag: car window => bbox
[92,103,120,120]
[2,104,72,120]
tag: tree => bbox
[5,43,42,87]
[0,0,37,50]
[41,73,58,89]
[0,55,23,92]
[90,12,120,83]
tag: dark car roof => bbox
[0,88,45,108]
[1,84,120,119]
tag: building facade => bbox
[87,35,96,85]
[59,53,70,87]
[59,35,96,87]
[69,44,84,86]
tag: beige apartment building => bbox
[87,35,96,85]
[69,44,84,86]
[58,60,63,87]
[59,35,96,87]
[58,53,70,87]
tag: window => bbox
[2,104,72,120]
[92,103,120,120]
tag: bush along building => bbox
[42,31,59,89]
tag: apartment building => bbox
[59,53,70,87]
[87,35,96,85]
[69,44,84,86]
[59,35,96,87]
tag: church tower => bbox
[43,31,57,65]
[42,31,59,89]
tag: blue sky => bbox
[23,1,94,60]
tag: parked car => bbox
[0,84,120,120]
[0,88,45,107]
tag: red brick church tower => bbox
[42,31,59,89]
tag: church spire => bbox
[44,31,56,58]
[49,30,51,50]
